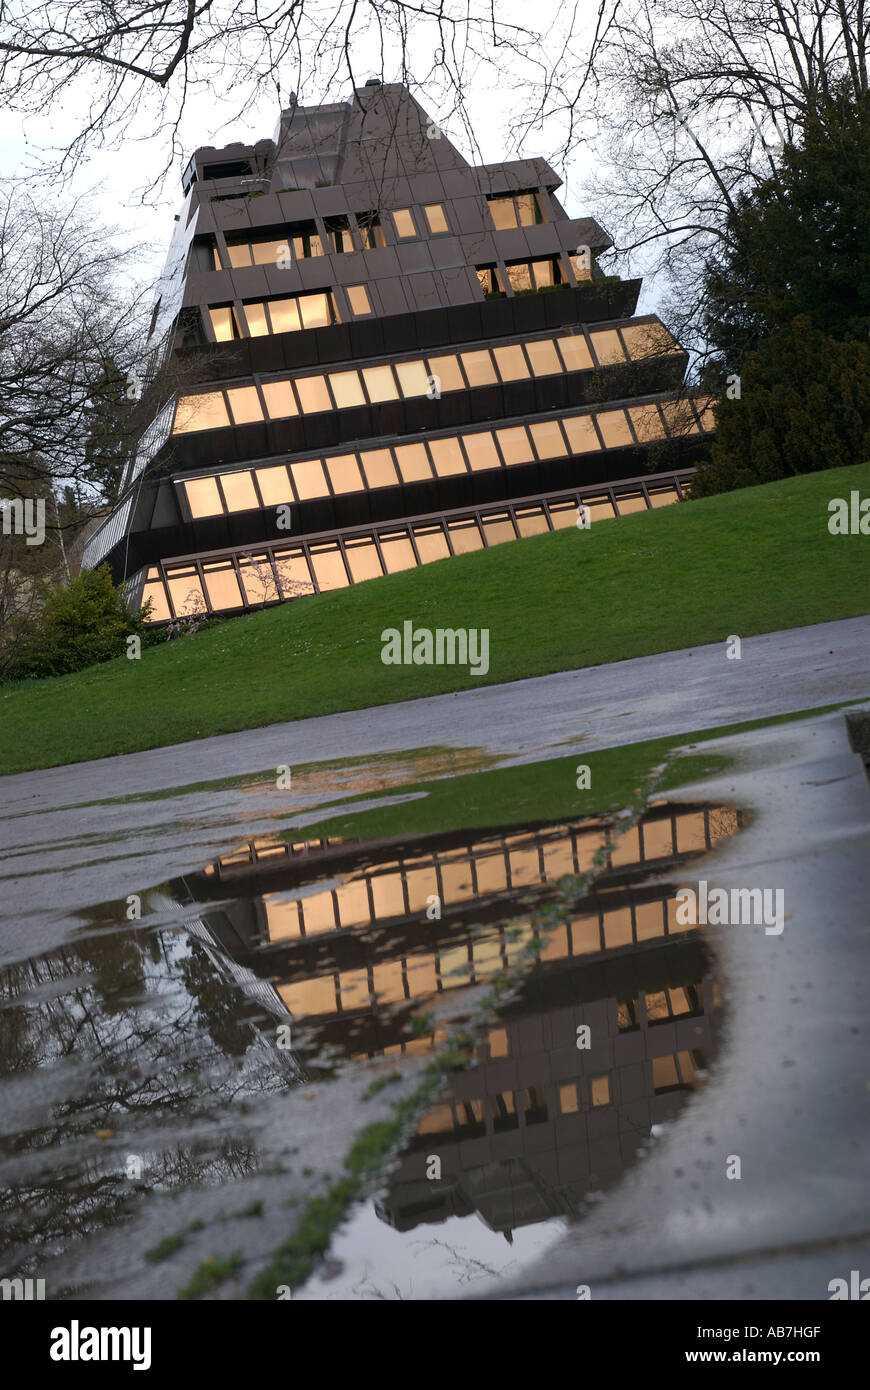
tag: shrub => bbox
[7,563,152,679]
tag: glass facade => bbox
[140,472,689,619]
[174,324,686,430]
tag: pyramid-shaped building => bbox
[83,82,713,620]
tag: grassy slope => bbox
[3,463,869,774]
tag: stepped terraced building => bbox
[83,82,714,621]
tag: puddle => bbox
[0,784,741,1298]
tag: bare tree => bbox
[512,0,870,360]
[0,1,559,179]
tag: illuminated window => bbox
[394,443,432,482]
[493,344,530,381]
[583,495,616,522]
[174,392,229,433]
[299,293,332,330]
[423,203,449,234]
[356,212,387,249]
[487,196,517,230]
[220,471,258,511]
[696,396,717,431]
[295,376,332,414]
[226,386,263,425]
[661,398,699,436]
[347,284,372,315]
[495,426,533,466]
[590,1076,611,1107]
[395,359,430,397]
[252,238,290,266]
[273,550,314,599]
[476,265,502,295]
[362,364,399,402]
[379,531,416,573]
[591,330,627,366]
[255,466,292,505]
[652,1056,680,1092]
[310,543,349,591]
[141,578,170,622]
[556,334,594,372]
[261,380,298,418]
[515,505,549,536]
[562,414,601,453]
[209,305,241,341]
[525,338,562,376]
[596,409,634,448]
[569,252,593,282]
[506,262,533,293]
[291,459,329,499]
[328,371,365,409]
[621,321,681,359]
[559,1083,579,1115]
[426,354,465,392]
[448,518,484,554]
[166,566,206,617]
[531,258,558,288]
[238,554,277,605]
[487,192,544,229]
[632,405,665,444]
[359,449,398,489]
[243,302,269,336]
[463,432,500,472]
[391,209,417,238]
[460,350,497,387]
[227,242,253,268]
[529,420,568,459]
[483,513,516,546]
[344,539,383,583]
[203,561,243,611]
[614,493,648,516]
[268,298,302,334]
[184,476,223,518]
[549,501,580,530]
[413,524,450,562]
[326,454,364,494]
[429,437,467,476]
[648,485,679,508]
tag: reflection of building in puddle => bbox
[379,947,721,1236]
[175,805,740,1057]
[176,804,739,1242]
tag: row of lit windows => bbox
[178,411,704,525]
[140,483,687,620]
[176,323,682,431]
[213,206,453,272]
[203,801,734,881]
[257,884,702,1022]
[206,197,546,274]
[477,254,591,296]
[207,289,348,342]
[254,812,716,943]
[414,1050,706,1140]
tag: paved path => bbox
[1,616,867,954]
[4,615,869,809]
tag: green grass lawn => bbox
[3,463,869,774]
